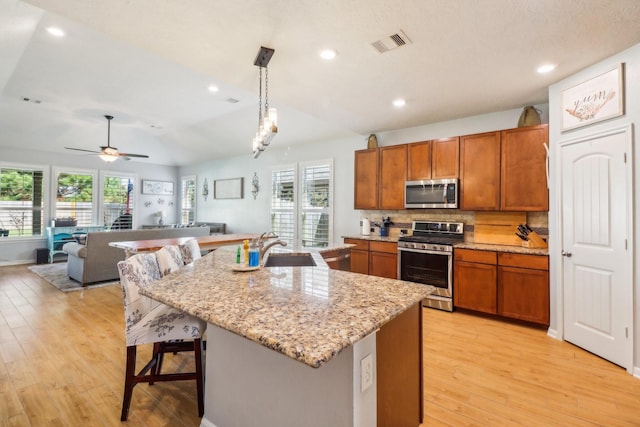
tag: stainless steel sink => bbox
[263,252,317,267]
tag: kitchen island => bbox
[140,246,434,427]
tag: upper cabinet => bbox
[379,145,407,210]
[354,148,379,209]
[460,131,501,210]
[354,145,407,210]
[355,124,548,212]
[407,137,459,180]
[460,124,549,211]
[431,137,460,179]
[501,125,549,211]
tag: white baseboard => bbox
[199,418,216,427]
[633,366,640,380]
[546,327,560,340]
[0,259,34,267]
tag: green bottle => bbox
[236,246,241,263]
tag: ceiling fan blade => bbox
[118,152,149,158]
[65,147,100,154]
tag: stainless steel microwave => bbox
[404,178,458,209]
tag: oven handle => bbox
[397,247,452,256]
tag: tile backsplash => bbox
[358,210,548,242]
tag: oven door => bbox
[397,247,452,297]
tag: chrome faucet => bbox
[258,232,287,262]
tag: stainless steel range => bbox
[397,220,464,311]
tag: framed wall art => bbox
[561,63,625,132]
[214,177,244,199]
[141,179,174,195]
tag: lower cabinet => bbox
[344,238,398,279]
[345,238,370,274]
[454,248,549,325]
[453,249,497,314]
[369,241,398,279]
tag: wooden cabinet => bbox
[407,137,459,180]
[345,238,369,274]
[497,253,549,325]
[501,124,549,211]
[354,148,379,209]
[453,249,497,314]
[379,145,407,210]
[407,141,431,180]
[460,125,549,211]
[459,131,501,210]
[345,238,397,279]
[369,241,398,279]
[431,137,460,178]
[454,248,549,325]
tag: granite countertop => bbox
[342,235,548,255]
[139,246,433,368]
[454,242,549,256]
[342,235,399,243]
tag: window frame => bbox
[52,166,98,226]
[270,159,334,251]
[0,161,49,239]
[99,171,138,230]
[180,175,197,225]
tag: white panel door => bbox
[560,126,633,370]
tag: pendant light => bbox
[252,46,278,158]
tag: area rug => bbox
[27,262,119,292]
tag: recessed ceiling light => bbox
[319,49,338,60]
[208,85,219,93]
[46,27,65,37]
[392,98,406,108]
[537,64,556,74]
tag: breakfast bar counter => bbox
[140,246,433,427]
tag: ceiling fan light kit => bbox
[252,46,278,159]
[65,115,150,162]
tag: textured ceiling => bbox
[1,0,640,166]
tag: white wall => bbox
[548,43,640,374]
[0,147,178,264]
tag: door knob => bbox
[561,250,572,257]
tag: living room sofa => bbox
[62,227,210,285]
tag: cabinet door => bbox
[501,124,549,211]
[407,141,431,180]
[379,145,407,210]
[498,266,549,325]
[369,250,398,279]
[350,249,370,274]
[453,261,497,314]
[354,149,379,209]
[431,137,459,179]
[459,132,501,210]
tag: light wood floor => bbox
[1,264,639,426]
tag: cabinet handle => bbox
[561,250,572,257]
[543,142,550,190]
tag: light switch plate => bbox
[360,353,373,392]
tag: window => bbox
[300,162,331,248]
[271,166,296,246]
[180,175,196,224]
[54,169,96,226]
[0,165,45,237]
[102,173,135,229]
[270,160,333,250]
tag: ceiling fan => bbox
[65,115,150,162]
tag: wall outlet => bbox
[360,353,373,392]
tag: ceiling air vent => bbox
[226,98,240,104]
[371,30,412,53]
